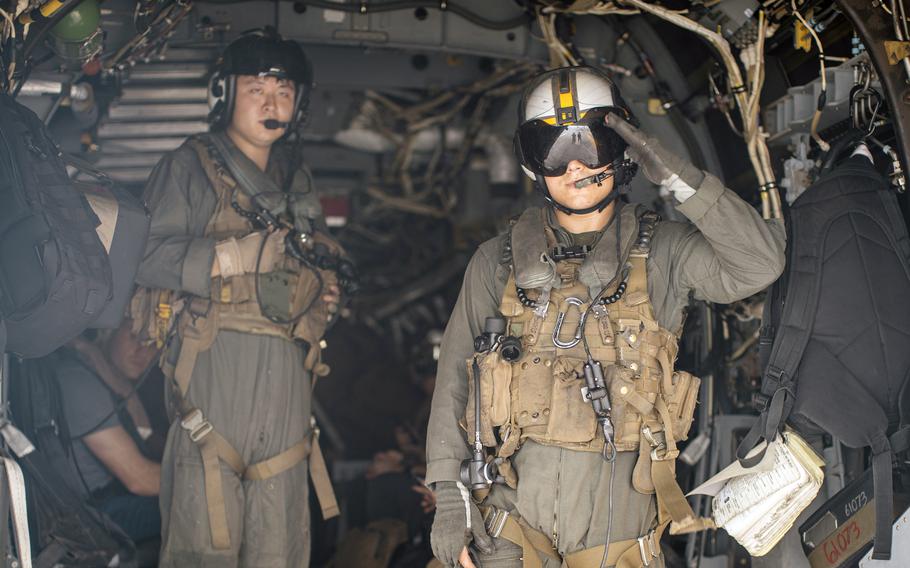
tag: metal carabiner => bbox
[552,297,587,349]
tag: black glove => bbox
[430,481,494,566]
[605,113,705,201]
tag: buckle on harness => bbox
[181,409,213,443]
[642,425,677,461]
[482,506,509,539]
[551,244,591,262]
[637,530,659,566]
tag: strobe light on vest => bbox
[473,316,522,362]
[474,316,505,353]
[499,336,522,363]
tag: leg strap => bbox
[180,408,233,550]
[482,506,663,568]
[179,407,339,551]
[564,521,667,568]
[171,311,339,550]
[304,428,341,519]
[482,506,558,568]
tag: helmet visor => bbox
[516,108,628,177]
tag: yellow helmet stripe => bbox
[542,110,588,126]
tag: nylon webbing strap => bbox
[173,333,201,397]
[198,434,232,549]
[490,510,559,568]
[245,438,309,480]
[308,438,340,519]
[737,231,821,467]
[486,506,662,568]
[871,447,893,560]
[651,459,714,534]
[564,523,665,568]
[3,458,32,568]
[627,255,647,294]
[870,426,910,559]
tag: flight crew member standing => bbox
[137,28,346,567]
[426,67,786,568]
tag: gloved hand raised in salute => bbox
[605,112,705,203]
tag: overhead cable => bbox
[617,0,782,220]
[791,0,830,152]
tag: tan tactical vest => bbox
[132,135,340,374]
[465,211,711,536]
[130,135,341,553]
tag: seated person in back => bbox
[54,318,163,544]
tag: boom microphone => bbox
[574,170,613,189]
[263,119,289,130]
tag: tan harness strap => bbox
[178,401,340,550]
[485,505,664,568]
[245,439,310,480]
[495,513,555,568]
[626,254,648,294]
[564,522,665,568]
[174,334,201,398]
[179,408,232,550]
[308,436,340,519]
[650,458,714,534]
[244,429,338,519]
[199,436,232,549]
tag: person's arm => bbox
[606,113,786,303]
[425,242,503,487]
[83,425,161,497]
[671,174,786,303]
[136,150,216,297]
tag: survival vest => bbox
[466,208,710,567]
[131,134,337,371]
[736,155,910,560]
[130,134,341,552]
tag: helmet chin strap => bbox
[536,174,621,216]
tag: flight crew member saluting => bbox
[136,28,348,567]
[426,66,786,568]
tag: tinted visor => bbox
[516,108,628,177]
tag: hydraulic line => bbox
[791,0,831,152]
[617,0,782,220]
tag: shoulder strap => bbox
[187,136,232,193]
[737,204,821,467]
[627,210,659,294]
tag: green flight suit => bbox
[138,132,324,568]
[426,173,787,567]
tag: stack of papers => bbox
[690,430,825,556]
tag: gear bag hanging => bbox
[736,155,910,561]
[0,95,149,358]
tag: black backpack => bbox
[8,354,137,568]
[737,155,910,560]
[0,95,148,358]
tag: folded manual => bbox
[690,430,825,556]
